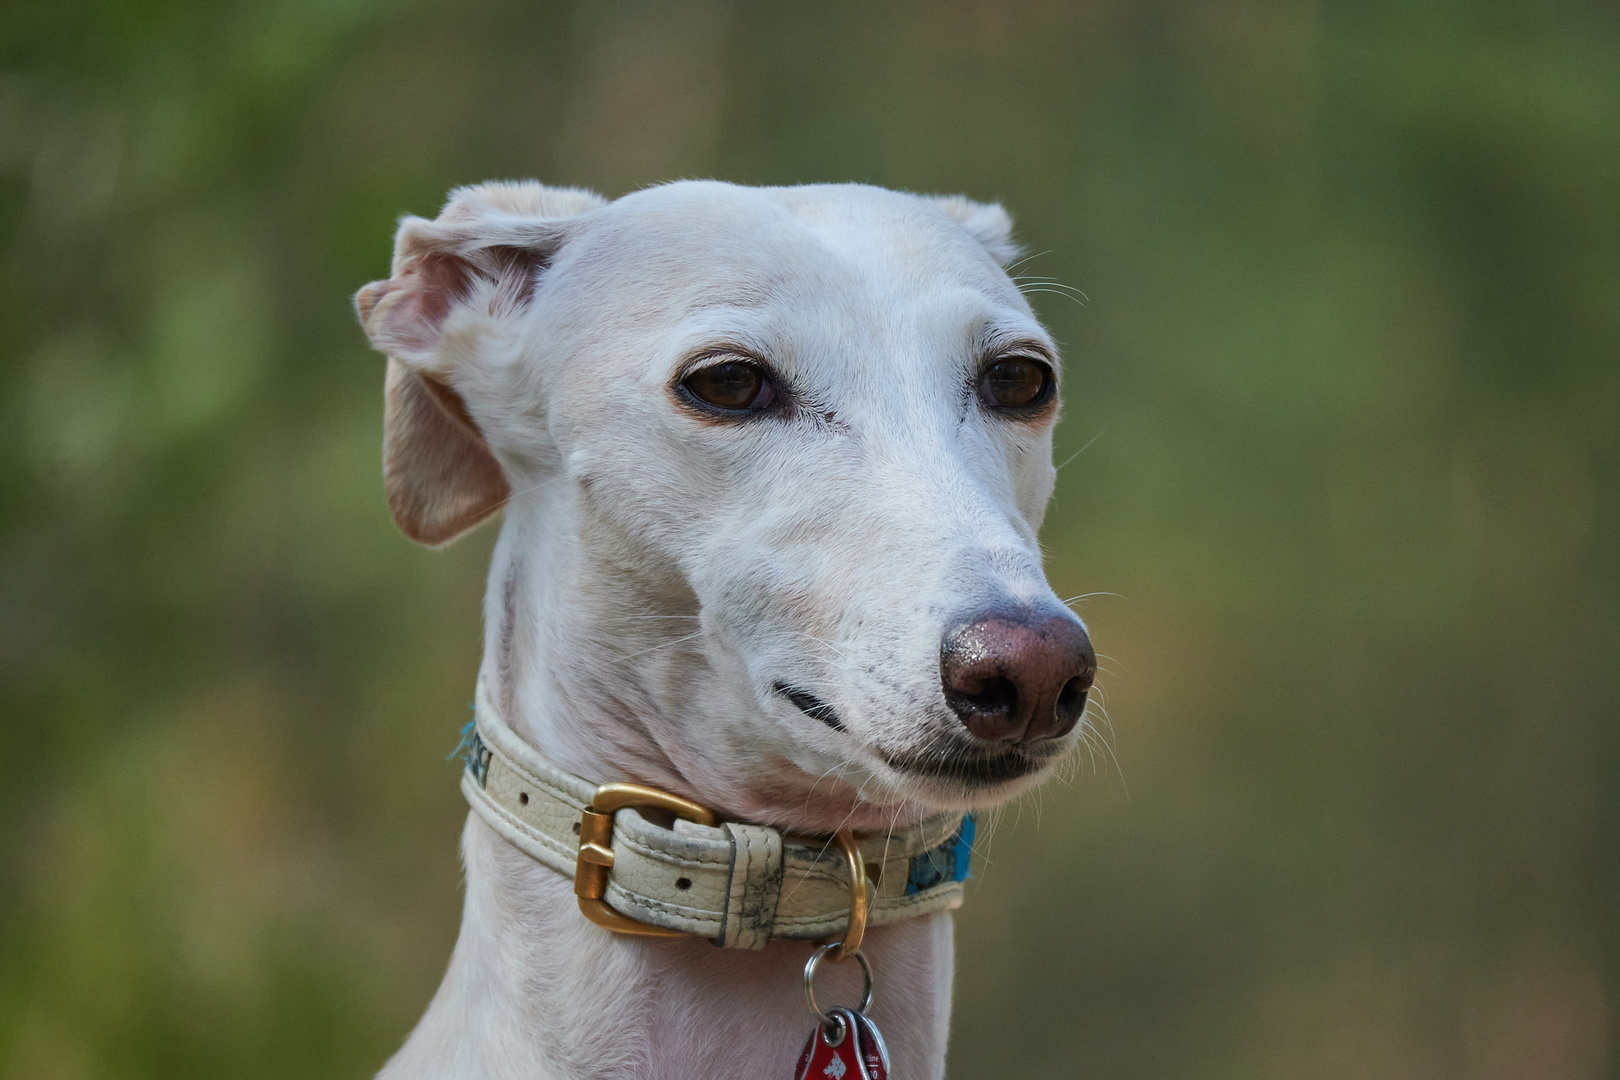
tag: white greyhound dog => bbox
[355,179,1095,1080]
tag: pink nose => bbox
[940,612,1095,743]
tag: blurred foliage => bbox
[1,1,1617,1077]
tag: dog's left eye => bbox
[979,356,1054,412]
[681,361,778,414]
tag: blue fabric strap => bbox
[905,814,975,894]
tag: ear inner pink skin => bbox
[357,251,475,357]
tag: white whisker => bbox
[1055,430,1106,472]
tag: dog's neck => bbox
[376,501,956,1080]
[382,816,954,1080]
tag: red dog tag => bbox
[795,1008,890,1080]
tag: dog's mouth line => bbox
[771,682,1068,787]
[877,737,1066,787]
[772,681,845,731]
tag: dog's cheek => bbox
[1015,459,1058,534]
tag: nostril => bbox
[1055,676,1088,724]
[956,675,1018,714]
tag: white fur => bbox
[358,180,1080,1079]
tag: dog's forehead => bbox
[560,181,1025,318]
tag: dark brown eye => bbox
[980,356,1053,411]
[681,361,778,413]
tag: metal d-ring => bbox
[825,828,870,961]
[804,941,874,1022]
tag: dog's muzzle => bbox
[459,679,974,949]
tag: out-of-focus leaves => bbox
[0,1,1615,1077]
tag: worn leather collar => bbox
[459,679,974,949]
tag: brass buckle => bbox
[574,782,716,937]
[823,829,871,961]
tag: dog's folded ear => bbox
[379,359,509,546]
[355,182,605,547]
[928,195,1020,267]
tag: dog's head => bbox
[357,181,1095,826]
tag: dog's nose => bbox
[940,610,1095,743]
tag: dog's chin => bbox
[874,736,1070,810]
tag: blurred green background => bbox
[2,1,1617,1076]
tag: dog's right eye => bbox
[680,361,778,414]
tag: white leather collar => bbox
[460,680,973,949]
